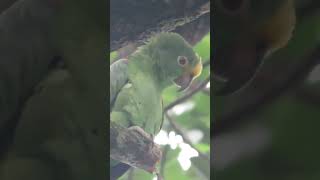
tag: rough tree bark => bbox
[110,0,210,51]
[110,124,162,172]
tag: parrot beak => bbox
[174,57,203,92]
[212,39,267,96]
[173,73,193,92]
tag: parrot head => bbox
[144,32,203,91]
[212,0,295,95]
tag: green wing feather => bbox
[159,98,164,132]
[110,59,129,108]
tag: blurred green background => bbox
[110,33,211,180]
[213,1,320,179]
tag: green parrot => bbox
[212,0,296,95]
[109,32,203,179]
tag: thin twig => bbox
[165,113,210,162]
[158,61,210,178]
[164,76,210,111]
[163,70,210,160]
[165,114,210,179]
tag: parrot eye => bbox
[217,0,248,15]
[177,56,188,67]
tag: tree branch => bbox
[110,123,162,174]
[165,113,209,161]
[110,0,210,51]
[165,113,210,179]
[164,76,210,111]
[162,63,210,158]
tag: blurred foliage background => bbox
[213,0,320,179]
[110,34,211,180]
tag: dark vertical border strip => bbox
[106,0,111,178]
[210,1,216,179]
